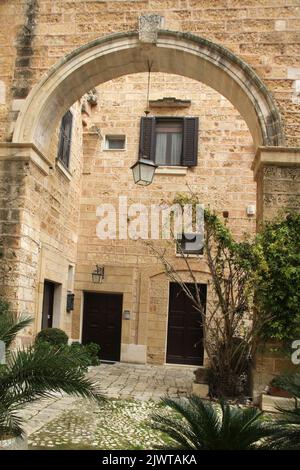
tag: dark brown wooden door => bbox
[41,281,55,329]
[82,292,123,361]
[166,283,206,365]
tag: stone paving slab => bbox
[21,362,196,436]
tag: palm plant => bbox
[0,300,102,439]
[151,395,276,450]
[265,371,300,450]
[265,407,300,450]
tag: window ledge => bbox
[156,166,187,175]
[56,159,72,181]
[175,253,204,259]
[102,148,126,152]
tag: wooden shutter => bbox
[139,117,156,160]
[182,117,199,167]
[58,110,73,168]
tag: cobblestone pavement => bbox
[22,362,196,437]
[89,362,195,400]
[28,399,171,449]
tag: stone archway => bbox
[1,23,299,400]
[13,29,284,155]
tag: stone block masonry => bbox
[1,0,300,146]
[0,1,299,399]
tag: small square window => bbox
[105,135,126,150]
[176,233,204,255]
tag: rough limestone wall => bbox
[73,73,256,357]
[0,98,83,338]
[0,0,300,146]
[0,158,28,312]
[0,0,299,384]
[258,165,300,220]
[79,72,256,264]
[24,101,84,336]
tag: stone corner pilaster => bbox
[252,146,300,181]
[0,142,51,175]
[252,146,300,223]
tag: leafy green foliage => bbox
[0,299,31,348]
[263,370,300,450]
[271,370,300,398]
[165,196,300,393]
[0,300,102,439]
[263,369,300,450]
[254,213,300,341]
[70,342,101,367]
[164,197,265,397]
[35,327,69,346]
[151,395,275,450]
[266,407,300,450]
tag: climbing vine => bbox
[254,212,300,342]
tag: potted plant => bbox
[267,376,293,398]
[0,299,102,450]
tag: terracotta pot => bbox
[268,386,293,398]
[0,434,28,450]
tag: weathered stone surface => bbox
[192,383,209,398]
[20,362,195,438]
[260,394,299,413]
[0,1,299,402]
[139,14,164,43]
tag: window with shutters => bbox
[57,110,73,169]
[139,116,198,167]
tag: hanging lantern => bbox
[131,157,157,186]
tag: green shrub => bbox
[70,342,100,366]
[35,328,68,347]
[35,341,90,373]
[84,342,101,366]
[254,212,300,342]
[0,298,10,316]
[271,369,300,397]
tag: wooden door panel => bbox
[41,281,55,329]
[166,283,206,365]
[82,293,122,361]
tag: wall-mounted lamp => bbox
[123,310,131,320]
[246,205,256,216]
[66,291,75,312]
[92,265,105,283]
